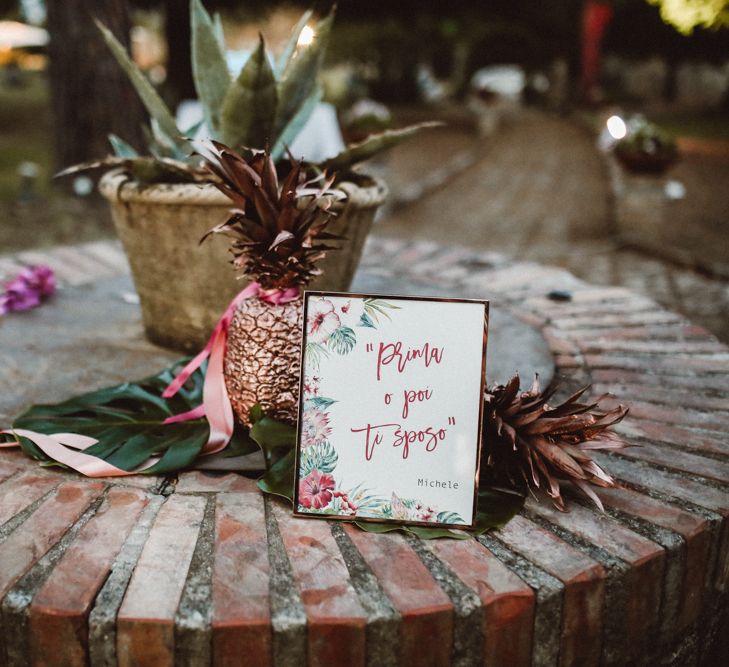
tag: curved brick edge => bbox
[0,237,727,666]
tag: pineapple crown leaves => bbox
[199,141,347,290]
[90,1,434,183]
[483,374,629,512]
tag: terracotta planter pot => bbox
[99,171,387,352]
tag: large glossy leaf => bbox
[96,21,189,155]
[250,414,296,471]
[257,448,296,501]
[190,0,231,135]
[320,122,442,171]
[11,361,257,475]
[472,487,526,533]
[220,36,277,149]
[273,10,334,141]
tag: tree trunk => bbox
[46,0,146,171]
[163,0,196,104]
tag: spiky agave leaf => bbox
[199,141,346,290]
[482,375,628,511]
[319,121,444,172]
[55,156,206,184]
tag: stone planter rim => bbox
[98,168,388,210]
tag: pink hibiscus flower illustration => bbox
[303,375,320,396]
[307,297,340,344]
[337,298,365,327]
[301,408,331,448]
[299,469,336,509]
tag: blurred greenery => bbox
[0,73,51,201]
[0,73,115,253]
[577,107,729,142]
[653,111,729,141]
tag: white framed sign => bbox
[293,291,489,529]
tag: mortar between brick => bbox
[88,495,165,667]
[404,534,483,667]
[329,523,400,667]
[175,495,216,667]
[522,508,639,666]
[263,496,307,667]
[478,533,563,667]
[1,489,107,666]
[0,484,59,543]
[595,500,686,644]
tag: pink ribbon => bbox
[0,429,160,477]
[1,282,300,476]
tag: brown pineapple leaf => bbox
[483,375,629,512]
[198,141,346,289]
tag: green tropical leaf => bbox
[305,396,337,410]
[305,341,329,369]
[472,487,525,535]
[320,122,442,171]
[257,448,295,502]
[354,521,401,534]
[190,0,232,135]
[327,326,356,355]
[407,526,470,540]
[249,402,264,424]
[222,426,259,458]
[220,36,277,149]
[436,510,465,524]
[96,20,188,155]
[273,9,334,141]
[363,298,401,323]
[10,361,251,475]
[358,312,376,328]
[249,415,296,471]
[299,440,338,477]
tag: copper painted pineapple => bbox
[202,142,344,425]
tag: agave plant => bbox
[69,0,435,183]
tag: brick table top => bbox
[1,237,727,666]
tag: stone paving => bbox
[377,109,729,342]
[0,236,727,665]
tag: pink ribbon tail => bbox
[162,282,262,400]
[259,286,301,306]
[162,282,301,456]
[1,429,160,477]
[1,281,302,477]
[163,405,206,424]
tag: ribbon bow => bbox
[1,283,300,476]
